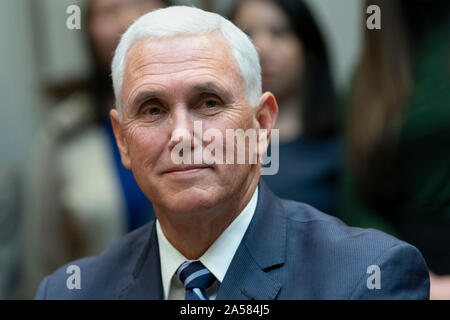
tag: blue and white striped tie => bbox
[176,261,216,300]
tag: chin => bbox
[162,187,221,214]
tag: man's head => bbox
[110,6,278,217]
[111,5,263,119]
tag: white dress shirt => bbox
[156,187,258,300]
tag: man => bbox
[35,6,429,300]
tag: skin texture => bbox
[110,32,278,259]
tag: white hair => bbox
[111,5,262,119]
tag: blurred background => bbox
[0,0,448,299]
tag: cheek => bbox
[213,107,254,129]
[278,39,303,70]
[202,109,256,164]
[126,125,166,170]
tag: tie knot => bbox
[176,261,216,290]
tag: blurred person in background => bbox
[21,0,170,298]
[342,0,450,299]
[231,0,341,216]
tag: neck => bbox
[155,169,260,260]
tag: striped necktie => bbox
[176,261,216,300]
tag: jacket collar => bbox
[117,221,164,299]
[216,180,286,299]
[118,179,286,300]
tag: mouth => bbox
[163,164,212,175]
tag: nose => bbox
[168,106,196,152]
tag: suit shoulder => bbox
[278,199,429,298]
[35,222,155,299]
[279,199,417,275]
[281,198,403,249]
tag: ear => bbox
[255,92,278,156]
[110,109,132,169]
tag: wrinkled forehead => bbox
[121,32,246,107]
[123,31,241,79]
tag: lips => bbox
[163,164,212,174]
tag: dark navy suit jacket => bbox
[35,181,430,299]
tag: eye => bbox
[138,103,165,121]
[144,107,161,115]
[271,26,291,38]
[203,99,219,109]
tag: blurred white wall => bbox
[37,0,90,84]
[0,0,44,173]
[0,0,45,299]
[304,0,363,91]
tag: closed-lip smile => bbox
[163,164,212,174]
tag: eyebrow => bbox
[190,82,233,101]
[131,90,163,108]
[130,82,233,108]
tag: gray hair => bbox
[111,5,262,119]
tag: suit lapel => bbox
[117,181,286,300]
[216,180,286,300]
[117,221,164,299]
[216,243,282,300]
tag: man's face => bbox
[112,33,263,216]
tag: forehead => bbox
[122,33,243,99]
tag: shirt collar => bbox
[156,186,259,300]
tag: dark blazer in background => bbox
[35,181,430,299]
